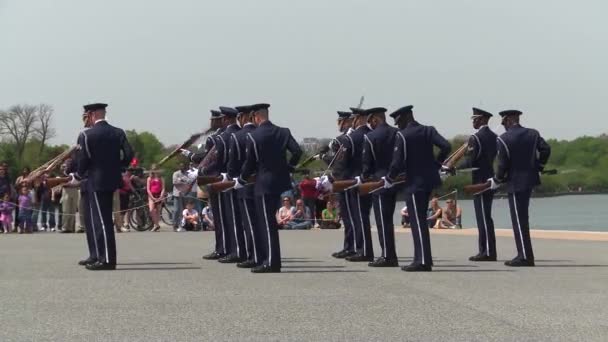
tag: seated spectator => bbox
[440,199,462,229]
[276,197,295,229]
[284,199,313,230]
[427,197,443,229]
[201,203,214,231]
[320,201,341,229]
[180,201,199,232]
[400,205,410,228]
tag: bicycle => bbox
[126,188,153,231]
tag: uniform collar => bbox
[94,119,107,125]
[260,120,273,127]
[406,120,420,128]
[244,122,255,127]
[477,125,488,132]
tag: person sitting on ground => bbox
[201,203,214,231]
[440,199,462,229]
[320,200,341,229]
[400,205,410,228]
[427,197,443,229]
[285,199,313,230]
[180,201,199,232]
[276,197,295,229]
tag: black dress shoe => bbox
[251,264,280,273]
[237,260,257,268]
[368,257,399,267]
[331,250,345,258]
[218,254,243,263]
[85,262,116,271]
[61,230,74,234]
[202,251,222,260]
[401,263,432,272]
[505,259,535,267]
[469,255,497,262]
[76,229,85,233]
[78,258,96,266]
[345,254,374,262]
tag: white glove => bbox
[180,149,192,158]
[68,173,79,185]
[233,179,244,190]
[220,173,229,182]
[382,177,393,189]
[316,175,332,192]
[440,171,449,181]
[488,178,499,190]
[346,176,362,190]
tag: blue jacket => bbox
[67,128,89,192]
[240,121,303,196]
[75,121,133,192]
[227,123,256,198]
[387,121,451,193]
[495,125,551,192]
[347,125,371,179]
[323,132,352,180]
[193,128,225,176]
[459,126,497,183]
[362,122,399,180]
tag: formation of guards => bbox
[68,102,550,272]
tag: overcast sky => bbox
[1,0,606,145]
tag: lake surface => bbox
[392,194,608,232]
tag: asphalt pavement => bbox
[0,229,607,342]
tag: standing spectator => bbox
[38,174,57,232]
[0,193,15,233]
[180,201,199,232]
[320,201,341,229]
[50,174,63,230]
[201,203,214,231]
[285,199,314,230]
[298,171,318,224]
[400,205,410,228]
[147,166,165,232]
[61,161,79,233]
[116,169,135,232]
[172,162,197,231]
[276,197,295,229]
[17,186,33,234]
[13,166,29,230]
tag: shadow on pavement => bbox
[534,264,608,268]
[282,260,323,263]
[282,270,368,273]
[116,267,201,271]
[282,265,346,269]
[432,269,514,273]
[118,262,193,265]
[433,265,479,268]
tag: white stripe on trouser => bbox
[411,194,425,265]
[512,193,527,259]
[262,195,272,265]
[88,196,100,259]
[344,191,356,250]
[479,194,490,256]
[378,196,387,258]
[93,192,109,263]
[229,192,243,257]
[217,194,226,253]
[242,198,257,263]
[356,195,367,255]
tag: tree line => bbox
[0,103,606,195]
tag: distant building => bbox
[300,137,331,154]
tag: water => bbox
[392,194,608,232]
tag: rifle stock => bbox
[206,175,256,194]
[197,175,222,187]
[463,181,491,194]
[331,179,357,193]
[358,175,406,196]
[45,177,72,188]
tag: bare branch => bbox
[34,103,56,153]
[0,104,39,161]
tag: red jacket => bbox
[299,178,318,199]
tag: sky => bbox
[0,0,606,146]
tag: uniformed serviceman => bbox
[344,107,374,262]
[227,105,258,268]
[71,106,97,266]
[489,110,551,267]
[184,110,227,260]
[385,105,451,272]
[234,103,302,273]
[458,108,498,261]
[71,103,134,270]
[361,107,400,267]
[325,110,358,259]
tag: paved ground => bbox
[0,229,607,342]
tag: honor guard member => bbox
[71,107,97,266]
[234,103,302,273]
[458,108,498,261]
[489,110,551,267]
[326,110,358,259]
[385,105,451,272]
[227,105,258,268]
[71,103,134,270]
[216,106,246,264]
[361,107,400,267]
[184,110,228,260]
[344,107,374,262]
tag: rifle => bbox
[206,175,256,194]
[358,175,406,196]
[331,179,358,193]
[157,130,211,166]
[196,175,222,187]
[463,181,491,195]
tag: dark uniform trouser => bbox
[507,189,534,261]
[89,190,116,265]
[222,190,246,259]
[349,190,373,258]
[474,190,496,258]
[238,196,257,263]
[209,193,226,255]
[405,191,433,266]
[81,190,98,261]
[339,190,356,253]
[255,194,281,269]
[372,190,397,260]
